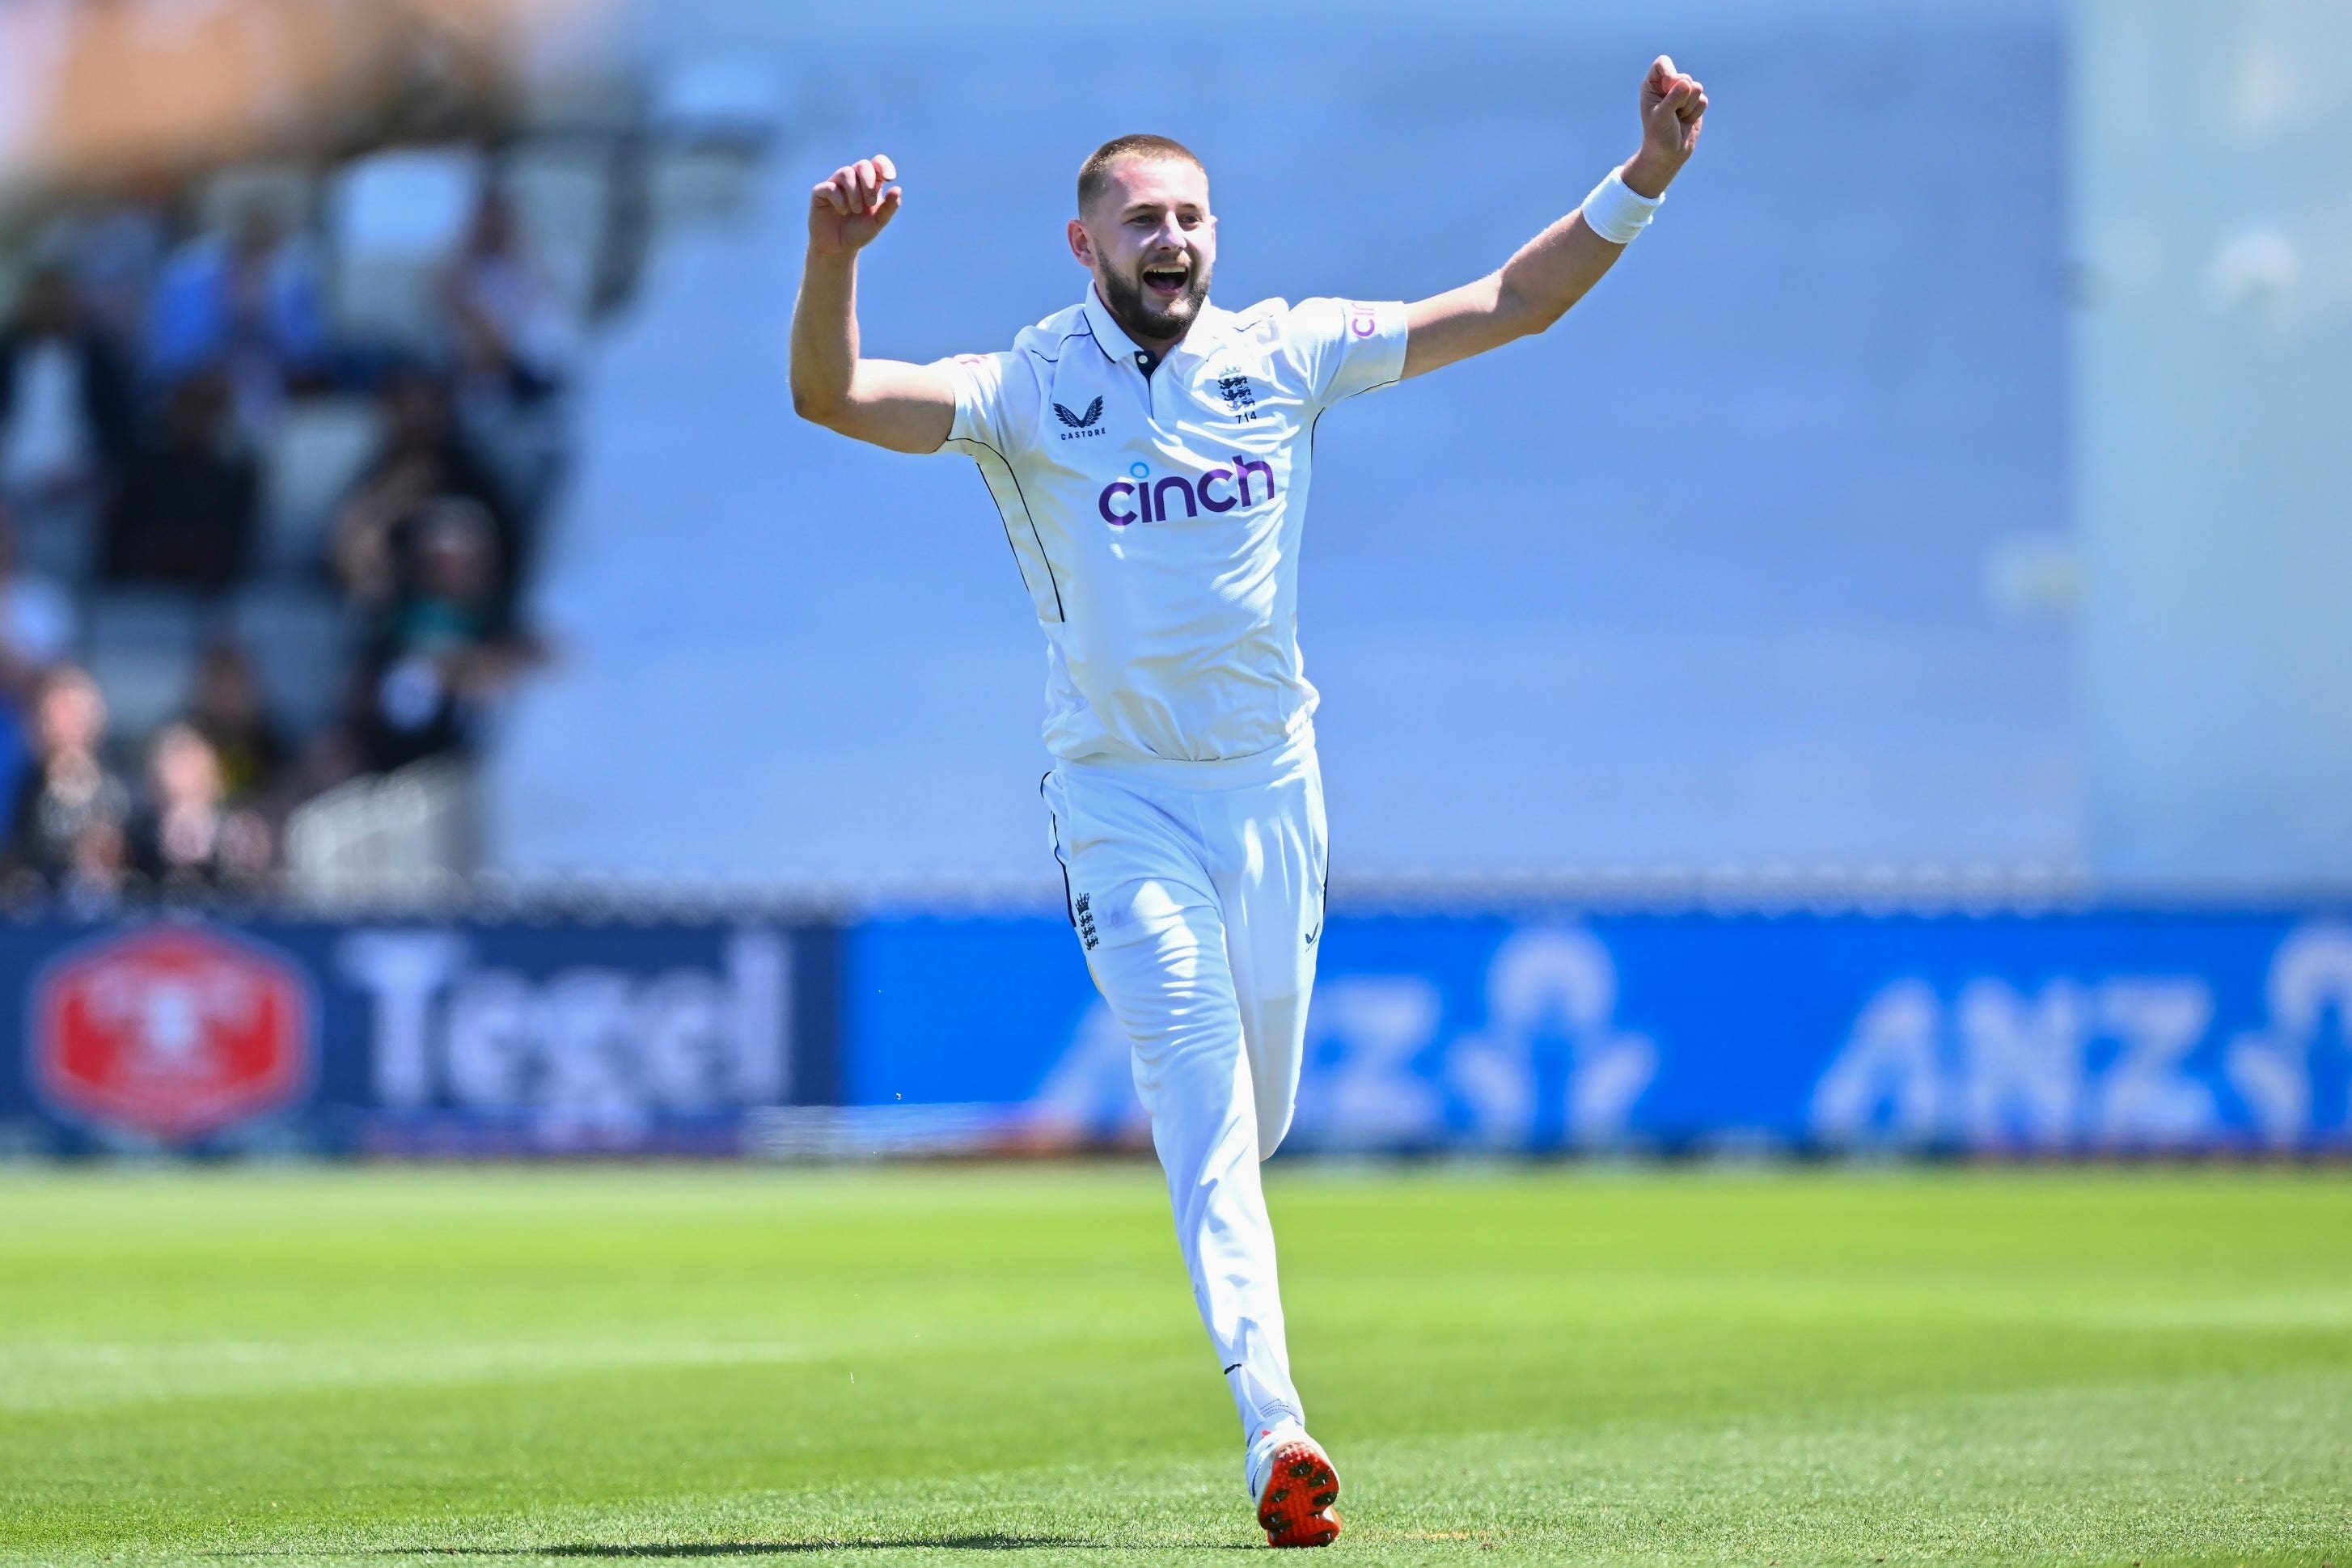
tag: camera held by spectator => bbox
[357,494,544,774]
[332,366,520,609]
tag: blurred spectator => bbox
[144,204,328,435]
[445,188,577,518]
[127,721,273,891]
[188,641,290,805]
[0,500,79,697]
[446,188,576,402]
[7,666,131,889]
[332,366,521,609]
[0,265,135,562]
[0,144,593,901]
[100,369,258,591]
[355,496,543,772]
[0,501,77,821]
[46,174,175,349]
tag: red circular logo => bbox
[33,926,314,1142]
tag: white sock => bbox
[1226,1360,1303,1448]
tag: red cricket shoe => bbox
[1253,1431,1342,1549]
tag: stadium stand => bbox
[0,16,654,902]
[0,0,2082,899]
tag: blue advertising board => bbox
[0,917,831,1156]
[6,907,2349,1157]
[846,911,2352,1156]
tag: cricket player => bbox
[790,55,1707,1547]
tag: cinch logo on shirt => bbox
[1096,457,1278,526]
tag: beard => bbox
[1098,254,1212,344]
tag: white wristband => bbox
[1579,165,1664,245]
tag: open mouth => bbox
[1141,263,1189,298]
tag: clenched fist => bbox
[1624,57,1707,197]
[809,154,903,257]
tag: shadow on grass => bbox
[213,1535,1250,1557]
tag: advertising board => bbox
[0,918,827,1156]
[6,907,2345,1157]
[846,911,2352,1155]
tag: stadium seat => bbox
[259,396,382,577]
[326,147,486,352]
[518,69,643,140]
[652,57,785,147]
[647,57,782,236]
[195,162,317,238]
[11,497,98,586]
[227,584,354,737]
[286,757,480,902]
[81,589,206,742]
[649,145,764,236]
[499,144,615,320]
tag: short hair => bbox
[1077,133,1205,213]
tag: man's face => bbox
[417,505,493,600]
[1069,155,1216,345]
[38,677,104,754]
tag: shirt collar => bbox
[1081,285,1233,373]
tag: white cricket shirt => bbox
[938,287,1407,765]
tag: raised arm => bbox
[789,154,958,454]
[1401,57,1707,381]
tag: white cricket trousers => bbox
[1043,731,1326,1452]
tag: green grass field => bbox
[1,1166,2346,1566]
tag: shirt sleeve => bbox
[934,349,1026,458]
[1284,297,1409,412]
